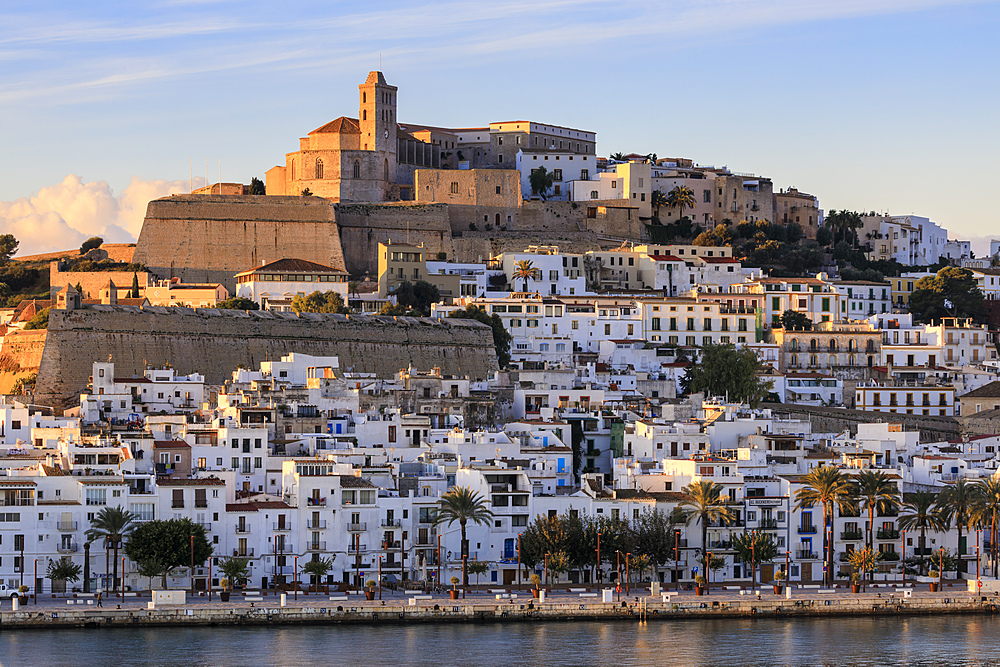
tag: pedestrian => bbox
[97,591,103,607]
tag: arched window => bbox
[809,354,817,367]
[867,340,876,353]
[849,354,857,366]
[384,158,389,181]
[829,340,837,352]
[353,161,361,179]
[829,355,836,367]
[362,92,366,104]
[848,339,856,352]
[810,338,818,352]
[790,338,799,351]
[363,109,367,121]
[495,213,501,225]
[315,159,323,180]
[867,355,874,367]
[790,354,798,367]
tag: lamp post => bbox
[674,529,680,593]
[901,529,906,588]
[596,532,601,586]
[208,557,212,602]
[939,547,944,591]
[625,552,631,595]
[751,541,756,594]
[33,559,37,604]
[977,529,981,582]
[517,536,521,590]
[294,556,299,601]
[189,534,195,596]
[616,551,621,601]
[378,555,382,601]
[544,552,549,591]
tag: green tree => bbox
[80,236,104,254]
[650,190,668,222]
[529,167,554,199]
[217,557,250,589]
[732,530,778,589]
[434,487,495,587]
[795,466,855,586]
[466,558,490,587]
[391,280,440,315]
[124,518,213,589]
[908,267,986,324]
[633,508,677,582]
[816,227,833,247]
[249,177,266,195]
[300,187,313,196]
[23,307,50,330]
[780,309,813,331]
[0,234,19,264]
[679,480,734,592]
[302,556,334,586]
[291,290,350,314]
[378,302,409,316]
[130,272,140,298]
[85,506,138,592]
[938,479,976,575]
[825,210,864,246]
[511,259,536,292]
[681,343,772,407]
[216,296,260,310]
[852,470,900,561]
[448,305,511,368]
[971,478,1000,578]
[847,547,881,589]
[47,558,82,587]
[897,491,947,576]
[666,186,696,222]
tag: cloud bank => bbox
[0,175,198,256]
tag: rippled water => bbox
[1,616,997,666]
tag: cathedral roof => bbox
[310,116,360,135]
[365,71,386,85]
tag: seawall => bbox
[33,306,498,409]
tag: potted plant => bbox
[365,580,377,601]
[850,572,861,594]
[694,575,705,596]
[450,576,461,600]
[773,570,785,595]
[219,578,230,602]
[928,570,939,592]
[218,557,249,602]
[530,574,542,598]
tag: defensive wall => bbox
[333,201,452,276]
[0,329,48,393]
[49,261,150,299]
[762,402,962,442]
[32,306,498,409]
[133,195,347,292]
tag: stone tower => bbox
[358,71,397,189]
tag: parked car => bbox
[0,584,23,599]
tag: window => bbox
[315,158,323,179]
[353,161,361,179]
[450,182,459,194]
[85,489,107,506]
[581,169,589,180]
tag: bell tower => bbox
[359,71,397,187]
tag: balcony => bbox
[758,519,779,529]
[305,520,326,530]
[796,551,818,560]
[879,551,901,561]
[840,530,863,541]
[381,520,401,528]
[348,544,369,554]
[233,548,254,557]
[57,543,79,553]
[307,497,326,507]
[306,542,327,552]
[797,526,817,534]
[198,522,212,532]
[876,528,900,540]
[273,522,293,532]
[347,522,367,532]
[235,525,251,534]
[57,521,78,531]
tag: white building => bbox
[235,258,350,312]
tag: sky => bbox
[1,0,998,256]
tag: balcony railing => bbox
[57,543,79,553]
[349,544,369,554]
[233,549,254,557]
[198,522,212,532]
[876,528,900,540]
[57,521,78,531]
[235,525,251,534]
[879,551,901,561]
[305,520,326,530]
[307,497,326,507]
[381,519,401,528]
[797,526,817,534]
[273,523,293,531]
[796,551,818,560]
[840,531,863,541]
[348,522,367,532]
[306,542,327,552]
[758,519,779,529]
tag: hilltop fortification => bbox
[31,306,498,409]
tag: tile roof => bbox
[961,381,1000,399]
[156,477,226,486]
[310,116,360,135]
[236,257,348,277]
[339,475,376,489]
[154,440,190,449]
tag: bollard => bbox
[12,596,19,612]
[280,593,287,607]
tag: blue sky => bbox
[1,0,998,255]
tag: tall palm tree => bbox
[511,260,536,293]
[85,506,137,592]
[972,478,1000,578]
[679,480,734,593]
[794,466,855,586]
[650,190,668,223]
[938,479,976,575]
[434,487,495,587]
[609,152,626,162]
[897,491,948,576]
[666,185,696,222]
[853,470,900,554]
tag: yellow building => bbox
[378,241,427,298]
[890,272,933,307]
[145,280,229,308]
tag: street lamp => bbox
[674,529,681,593]
[544,552,549,591]
[901,529,906,588]
[625,552,631,595]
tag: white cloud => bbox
[0,174,198,256]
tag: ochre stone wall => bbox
[49,262,149,299]
[334,201,453,276]
[33,306,498,409]
[133,195,346,291]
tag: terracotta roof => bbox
[339,475,376,489]
[613,489,689,501]
[700,257,739,264]
[310,116,360,135]
[0,479,36,485]
[648,255,683,262]
[236,257,348,277]
[157,477,226,486]
[154,440,190,449]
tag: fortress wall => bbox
[133,195,346,291]
[450,234,603,264]
[333,202,452,275]
[0,329,48,393]
[49,263,149,299]
[34,307,498,409]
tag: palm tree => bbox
[650,190,668,223]
[666,186,696,222]
[434,487,495,587]
[897,491,948,576]
[853,470,900,554]
[938,479,976,575]
[85,506,137,592]
[795,466,855,586]
[511,260,536,293]
[609,152,626,162]
[972,478,1000,578]
[679,480,734,593]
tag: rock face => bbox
[133,195,346,291]
[34,306,499,409]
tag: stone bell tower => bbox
[359,71,398,190]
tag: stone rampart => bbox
[33,306,498,409]
[49,262,149,299]
[763,403,961,442]
[333,202,452,276]
[0,329,48,393]
[133,195,346,291]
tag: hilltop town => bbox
[2,70,1000,598]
